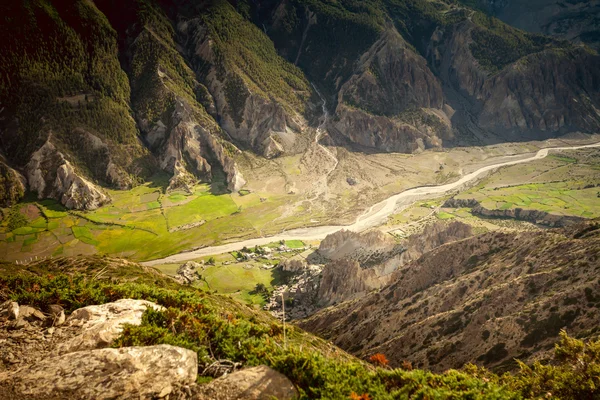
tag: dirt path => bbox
[142,142,600,266]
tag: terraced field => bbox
[0,176,309,263]
[456,150,600,218]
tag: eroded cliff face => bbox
[181,13,312,159]
[123,10,246,194]
[333,28,452,152]
[478,48,600,136]
[26,141,109,210]
[430,20,600,140]
[313,222,474,307]
[299,222,600,372]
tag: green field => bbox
[0,176,313,263]
[154,244,304,306]
[456,149,600,218]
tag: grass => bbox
[457,149,600,218]
[285,240,305,249]
[0,175,306,263]
[436,211,456,220]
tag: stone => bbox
[18,305,46,322]
[8,317,29,330]
[0,345,198,400]
[56,299,164,354]
[176,261,203,285]
[198,366,298,400]
[0,300,19,320]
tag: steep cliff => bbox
[313,222,474,307]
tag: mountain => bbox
[463,0,600,51]
[298,221,600,373]
[1,0,599,210]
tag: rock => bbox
[0,345,198,400]
[0,301,19,320]
[56,299,164,354]
[26,140,110,210]
[176,261,203,285]
[8,317,30,330]
[0,159,25,207]
[19,305,46,322]
[281,258,307,274]
[199,365,298,400]
[346,177,358,186]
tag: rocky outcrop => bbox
[315,223,473,307]
[176,261,203,285]
[197,365,298,400]
[0,345,197,400]
[430,20,600,140]
[26,141,110,210]
[128,22,246,194]
[65,129,133,190]
[180,10,312,159]
[56,299,164,354]
[478,48,600,136]
[319,229,399,263]
[317,259,383,307]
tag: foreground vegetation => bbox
[0,256,598,399]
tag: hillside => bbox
[0,255,599,399]
[1,0,599,210]
[463,0,600,50]
[299,221,600,374]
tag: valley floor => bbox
[1,135,599,267]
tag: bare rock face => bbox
[334,28,452,153]
[478,48,600,136]
[281,258,307,274]
[0,345,197,400]
[56,299,164,354]
[66,129,133,190]
[319,229,398,262]
[315,223,473,307]
[198,365,298,400]
[430,21,600,139]
[181,19,310,159]
[0,301,19,320]
[395,221,474,267]
[127,22,246,194]
[317,259,383,307]
[26,141,110,210]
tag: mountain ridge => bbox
[1,0,599,210]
